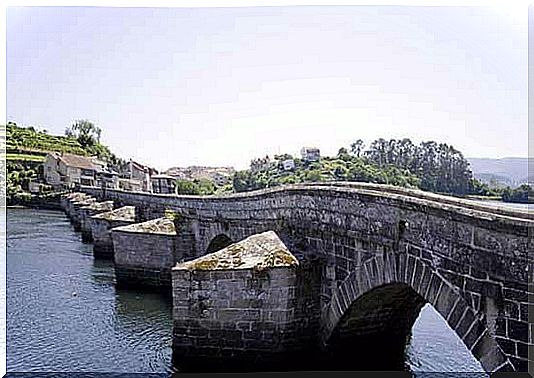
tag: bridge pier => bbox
[111,216,177,290]
[171,231,320,372]
[89,206,136,259]
[61,192,93,217]
[79,201,114,242]
[69,197,98,231]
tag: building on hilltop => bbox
[96,170,119,189]
[282,159,296,171]
[300,147,320,162]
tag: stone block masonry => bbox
[111,216,177,290]
[79,201,114,243]
[81,183,534,372]
[171,231,320,372]
[89,206,136,259]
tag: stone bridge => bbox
[79,182,533,373]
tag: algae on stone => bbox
[93,206,136,222]
[81,201,114,211]
[113,216,176,235]
[175,231,299,271]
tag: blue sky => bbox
[7,5,527,170]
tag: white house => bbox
[300,147,321,162]
[282,159,296,171]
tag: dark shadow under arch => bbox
[325,283,426,370]
[322,253,514,373]
[206,234,233,254]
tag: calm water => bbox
[7,208,174,373]
[6,207,508,373]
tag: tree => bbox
[502,184,533,204]
[65,119,102,148]
[350,139,365,158]
[175,179,201,195]
[337,147,351,161]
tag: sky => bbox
[6,4,528,171]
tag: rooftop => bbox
[57,153,96,170]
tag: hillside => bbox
[233,139,495,198]
[468,157,532,187]
[7,122,87,163]
[233,154,422,193]
[165,166,236,185]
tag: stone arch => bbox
[321,253,515,373]
[206,233,233,254]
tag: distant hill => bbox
[467,157,532,187]
[165,166,236,186]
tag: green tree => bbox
[65,119,102,148]
[337,147,351,161]
[175,179,201,195]
[502,184,533,203]
[350,139,365,158]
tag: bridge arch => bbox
[206,233,234,254]
[321,253,515,373]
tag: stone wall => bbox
[90,217,133,259]
[89,205,136,259]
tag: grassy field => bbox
[6,153,46,163]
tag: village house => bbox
[282,159,296,171]
[43,152,98,189]
[118,159,158,192]
[151,174,177,194]
[300,147,321,162]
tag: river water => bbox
[6,205,525,373]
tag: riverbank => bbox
[6,191,66,210]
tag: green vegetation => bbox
[7,121,87,156]
[64,119,123,166]
[6,153,45,163]
[175,178,218,195]
[501,184,533,204]
[232,138,495,198]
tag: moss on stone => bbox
[81,201,113,211]
[175,231,299,271]
[93,206,136,222]
[113,216,176,235]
